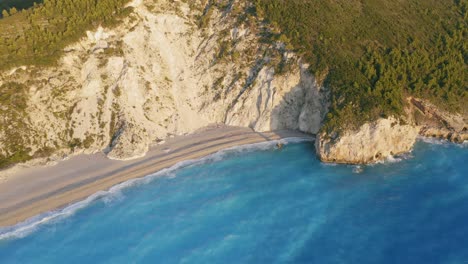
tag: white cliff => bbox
[315,117,420,164]
[0,0,465,168]
[0,0,328,163]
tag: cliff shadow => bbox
[269,68,329,136]
[269,83,307,132]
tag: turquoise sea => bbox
[0,139,467,263]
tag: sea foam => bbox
[0,137,312,240]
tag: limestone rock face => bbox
[0,0,329,162]
[419,127,468,143]
[410,98,467,143]
[106,122,149,160]
[315,117,420,164]
[1,0,464,167]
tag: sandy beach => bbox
[0,126,312,227]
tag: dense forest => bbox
[0,0,41,12]
[0,0,466,135]
[254,0,467,132]
[0,0,131,69]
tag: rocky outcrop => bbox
[315,96,467,164]
[419,127,467,143]
[315,117,420,164]
[410,98,467,143]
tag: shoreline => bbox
[0,126,312,228]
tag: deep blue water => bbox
[0,139,467,264]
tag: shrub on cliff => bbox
[0,0,132,69]
[254,0,467,132]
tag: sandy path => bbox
[0,126,312,227]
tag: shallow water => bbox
[0,140,467,263]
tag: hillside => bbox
[255,0,467,131]
[0,0,328,168]
[0,0,132,68]
[0,0,466,168]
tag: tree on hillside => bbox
[1,9,9,17]
[9,7,17,15]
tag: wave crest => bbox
[0,137,312,240]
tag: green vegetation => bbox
[0,82,32,168]
[0,0,132,70]
[255,0,467,132]
[0,0,133,168]
[0,81,58,168]
[1,0,467,167]
[0,0,39,14]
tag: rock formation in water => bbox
[315,97,467,164]
[315,117,420,164]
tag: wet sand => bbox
[0,126,312,227]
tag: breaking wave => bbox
[0,137,312,240]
